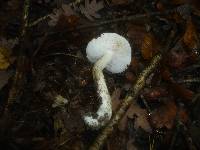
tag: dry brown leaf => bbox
[0,70,13,90]
[150,101,177,129]
[141,33,159,60]
[150,101,188,129]
[142,87,168,102]
[168,50,189,69]
[127,24,146,50]
[118,100,152,133]
[48,4,77,27]
[0,48,10,70]
[183,18,198,50]
[79,0,104,21]
[0,46,15,70]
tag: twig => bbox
[178,78,200,84]
[28,14,50,27]
[89,54,162,150]
[40,52,84,60]
[4,0,30,114]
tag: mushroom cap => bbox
[86,33,132,73]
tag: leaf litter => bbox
[0,0,200,150]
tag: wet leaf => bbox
[142,87,168,102]
[0,38,17,70]
[118,100,152,133]
[170,82,194,101]
[0,46,14,70]
[150,101,188,129]
[127,24,146,50]
[48,4,78,27]
[183,18,199,50]
[141,33,159,60]
[0,70,12,90]
[79,0,104,21]
[168,50,189,69]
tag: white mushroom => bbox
[84,33,132,129]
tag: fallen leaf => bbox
[48,4,78,27]
[142,87,168,102]
[168,50,189,69]
[150,101,188,129]
[170,82,194,101]
[118,100,152,133]
[141,33,159,60]
[161,68,194,101]
[183,18,199,50]
[79,0,104,21]
[0,46,15,70]
[127,24,146,50]
[0,70,13,90]
[150,101,177,129]
[0,38,17,69]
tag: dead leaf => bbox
[161,68,194,101]
[127,24,146,50]
[0,47,10,69]
[0,70,13,90]
[141,33,159,60]
[79,0,104,21]
[48,4,78,27]
[168,50,189,69]
[170,82,194,101]
[150,101,177,129]
[142,87,168,102]
[118,100,152,133]
[183,18,199,50]
[150,101,188,129]
[0,38,18,69]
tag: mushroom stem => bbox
[84,51,113,129]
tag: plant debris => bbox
[0,0,200,150]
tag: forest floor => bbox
[0,0,200,150]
